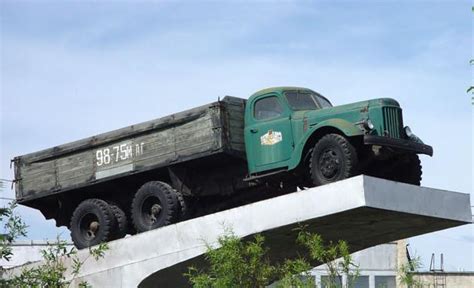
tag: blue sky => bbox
[1,1,472,271]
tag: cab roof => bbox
[250,86,314,97]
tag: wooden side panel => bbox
[222,96,246,153]
[15,103,227,201]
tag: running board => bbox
[243,169,287,182]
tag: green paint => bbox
[244,87,411,174]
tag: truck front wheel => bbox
[365,153,422,186]
[70,198,116,249]
[310,134,358,186]
[395,154,422,185]
[131,181,179,233]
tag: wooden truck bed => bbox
[13,96,246,203]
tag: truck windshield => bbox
[285,92,332,110]
[315,94,332,108]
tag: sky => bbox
[1,0,473,271]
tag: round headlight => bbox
[404,126,413,137]
[363,119,374,130]
[366,119,374,130]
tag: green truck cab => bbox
[244,87,432,186]
[13,86,432,248]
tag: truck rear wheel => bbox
[176,190,188,221]
[109,203,128,240]
[70,198,116,249]
[131,181,179,233]
[310,134,358,186]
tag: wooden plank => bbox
[176,141,216,158]
[18,103,215,163]
[222,96,246,155]
[58,167,91,182]
[176,138,217,152]
[21,172,56,196]
[226,105,245,115]
[56,152,91,170]
[230,135,244,143]
[175,128,215,144]
[21,161,55,177]
[58,171,92,187]
[175,114,214,133]
[228,116,244,124]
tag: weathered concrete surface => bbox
[413,272,474,288]
[5,176,472,287]
[0,240,74,269]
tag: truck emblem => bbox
[260,130,282,146]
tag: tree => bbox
[3,240,108,288]
[0,201,27,262]
[398,256,425,288]
[297,230,359,288]
[0,180,108,287]
[185,227,359,288]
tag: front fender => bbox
[288,118,363,170]
[311,118,363,136]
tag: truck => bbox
[12,87,433,248]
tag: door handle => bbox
[250,128,258,133]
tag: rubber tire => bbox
[176,190,188,221]
[396,154,422,185]
[70,199,116,249]
[109,203,128,240]
[131,181,179,233]
[310,134,358,186]
[367,154,422,186]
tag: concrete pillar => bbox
[396,239,408,288]
[369,274,375,288]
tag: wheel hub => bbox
[319,149,340,178]
[150,204,162,223]
[87,220,99,238]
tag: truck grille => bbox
[382,107,403,138]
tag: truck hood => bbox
[295,98,400,129]
[301,98,399,118]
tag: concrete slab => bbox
[5,176,472,287]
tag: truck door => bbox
[245,95,294,171]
